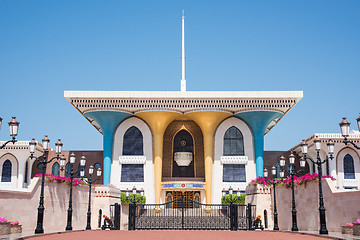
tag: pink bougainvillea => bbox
[345,223,353,227]
[0,218,8,223]
[35,173,88,186]
[249,173,335,188]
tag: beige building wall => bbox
[275,178,360,232]
[0,177,90,233]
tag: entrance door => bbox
[166,191,200,208]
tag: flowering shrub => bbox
[249,173,335,188]
[0,218,8,223]
[10,221,19,225]
[35,173,88,186]
[346,223,354,227]
[356,219,360,224]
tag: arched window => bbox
[223,126,244,156]
[24,161,29,183]
[65,163,72,178]
[1,160,12,182]
[52,162,60,176]
[344,154,355,179]
[94,162,101,170]
[123,126,143,155]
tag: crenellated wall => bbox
[246,179,360,232]
[0,177,90,233]
[275,178,360,232]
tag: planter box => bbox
[341,225,353,235]
[10,224,22,234]
[0,222,10,235]
[353,223,360,236]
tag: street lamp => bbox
[279,152,305,232]
[0,117,20,149]
[221,186,242,231]
[221,187,242,204]
[29,136,63,234]
[60,153,86,231]
[300,136,334,235]
[339,116,360,149]
[263,166,284,230]
[125,186,145,203]
[85,165,102,230]
[126,186,145,230]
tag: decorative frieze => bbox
[162,183,205,190]
[343,179,358,188]
[119,156,146,164]
[220,156,248,164]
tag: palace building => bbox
[64,13,303,204]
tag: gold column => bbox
[186,111,231,204]
[135,111,181,204]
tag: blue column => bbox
[84,111,132,185]
[235,111,283,177]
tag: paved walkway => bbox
[6,230,352,240]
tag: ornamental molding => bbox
[119,156,146,164]
[118,183,145,191]
[342,179,358,188]
[162,183,205,190]
[220,156,248,164]
[222,182,248,191]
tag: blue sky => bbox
[1,1,359,151]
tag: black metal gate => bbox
[129,195,256,230]
[109,203,121,230]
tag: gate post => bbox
[114,203,121,230]
[247,203,253,230]
[229,204,238,231]
[128,203,135,230]
[181,195,185,229]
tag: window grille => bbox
[121,164,144,182]
[52,162,60,176]
[1,160,12,182]
[344,154,355,179]
[223,164,246,182]
[223,126,244,156]
[123,126,143,155]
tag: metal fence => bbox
[128,195,256,231]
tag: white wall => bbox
[336,147,360,189]
[111,117,155,203]
[212,117,255,204]
[0,153,18,189]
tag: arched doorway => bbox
[172,130,194,177]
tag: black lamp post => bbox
[300,137,333,235]
[221,187,242,231]
[85,165,102,230]
[221,187,242,204]
[279,152,305,232]
[60,153,86,231]
[29,136,63,234]
[339,116,360,149]
[0,117,20,149]
[126,187,145,230]
[126,186,145,204]
[263,166,284,230]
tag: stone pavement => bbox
[2,230,359,240]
